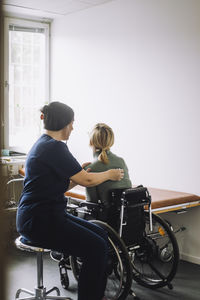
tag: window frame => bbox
[3,17,50,152]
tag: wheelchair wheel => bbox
[70,220,132,300]
[131,212,179,289]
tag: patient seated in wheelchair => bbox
[51,123,132,261]
[84,123,132,224]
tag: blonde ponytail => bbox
[99,149,109,164]
[89,123,114,164]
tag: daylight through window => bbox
[4,18,50,152]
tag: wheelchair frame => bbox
[65,185,179,292]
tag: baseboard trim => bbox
[180,252,200,265]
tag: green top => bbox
[85,151,132,207]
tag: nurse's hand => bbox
[109,168,124,181]
[82,162,91,172]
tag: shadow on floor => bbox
[6,247,200,300]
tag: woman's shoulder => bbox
[108,151,125,163]
[85,159,108,172]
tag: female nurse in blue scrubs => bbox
[16,101,124,300]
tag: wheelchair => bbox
[55,186,179,299]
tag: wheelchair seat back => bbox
[105,186,151,246]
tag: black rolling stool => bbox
[15,236,71,300]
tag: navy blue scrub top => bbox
[18,134,82,217]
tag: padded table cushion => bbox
[148,187,200,209]
[65,186,200,210]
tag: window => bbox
[4,18,50,153]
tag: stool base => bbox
[15,286,71,300]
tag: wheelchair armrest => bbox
[79,201,101,210]
[67,196,101,210]
[68,197,86,206]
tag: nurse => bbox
[16,101,124,300]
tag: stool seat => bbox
[15,236,71,300]
[15,236,51,253]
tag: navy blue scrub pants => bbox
[17,209,108,300]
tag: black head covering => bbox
[41,101,74,131]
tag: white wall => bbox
[50,0,200,265]
[51,0,200,264]
[51,0,200,196]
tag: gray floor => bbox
[6,247,200,300]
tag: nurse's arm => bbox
[70,168,124,188]
[67,180,78,191]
